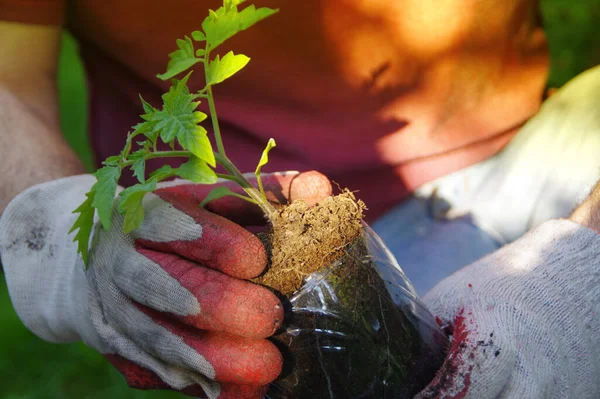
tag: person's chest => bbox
[71,0,547,184]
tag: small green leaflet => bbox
[191,30,206,41]
[69,192,95,266]
[130,150,147,182]
[69,166,120,265]
[156,36,202,80]
[91,166,121,230]
[199,186,255,207]
[202,3,278,49]
[177,156,218,184]
[255,138,276,176]
[255,138,276,200]
[206,51,250,86]
[117,179,157,234]
[102,155,121,167]
[143,74,216,167]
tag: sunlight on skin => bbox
[317,0,548,194]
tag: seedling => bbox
[70,0,279,265]
[67,2,448,397]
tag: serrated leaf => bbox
[130,150,146,183]
[178,125,214,165]
[92,166,121,230]
[148,73,215,166]
[69,192,95,266]
[140,95,157,114]
[117,179,157,234]
[255,138,276,176]
[206,51,250,86]
[199,186,239,207]
[156,36,202,80]
[176,156,218,184]
[202,4,278,49]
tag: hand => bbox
[0,171,331,399]
[414,219,600,398]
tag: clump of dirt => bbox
[253,190,366,296]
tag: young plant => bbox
[69,0,279,265]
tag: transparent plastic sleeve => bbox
[267,223,447,399]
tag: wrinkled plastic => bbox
[267,223,447,399]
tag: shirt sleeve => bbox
[0,0,65,25]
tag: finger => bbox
[112,247,283,338]
[106,354,269,399]
[136,304,282,385]
[156,170,332,225]
[131,192,267,279]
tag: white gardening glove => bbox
[415,219,600,398]
[0,172,330,398]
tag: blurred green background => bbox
[2,0,600,397]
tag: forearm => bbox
[0,87,84,214]
[570,180,600,233]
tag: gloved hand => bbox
[0,171,331,399]
[415,219,600,398]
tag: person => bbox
[0,0,599,398]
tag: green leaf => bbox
[102,155,121,167]
[199,186,245,207]
[148,73,215,166]
[175,156,218,184]
[255,138,276,176]
[206,51,250,86]
[149,165,175,182]
[130,150,146,183]
[92,166,121,230]
[202,4,278,49]
[69,192,95,266]
[156,36,202,80]
[134,96,160,143]
[140,96,157,114]
[117,179,157,234]
[191,30,206,41]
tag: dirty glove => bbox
[415,219,600,398]
[0,171,330,399]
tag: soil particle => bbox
[254,191,366,296]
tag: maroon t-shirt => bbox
[1,0,549,220]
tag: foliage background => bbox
[1,0,599,397]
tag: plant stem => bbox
[203,46,227,157]
[122,150,190,167]
[206,85,226,156]
[214,153,276,217]
[202,44,275,218]
[121,149,276,217]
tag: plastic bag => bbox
[267,223,447,399]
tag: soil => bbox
[251,191,447,399]
[253,190,366,295]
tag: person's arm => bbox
[0,21,84,214]
[570,180,600,233]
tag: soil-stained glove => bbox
[0,171,330,399]
[415,219,600,398]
